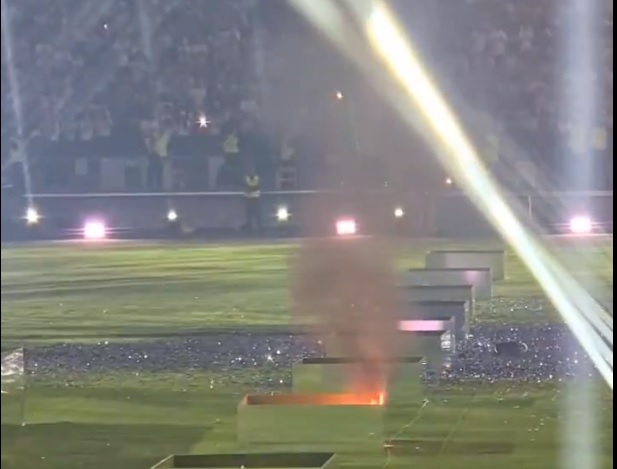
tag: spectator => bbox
[0,0,612,192]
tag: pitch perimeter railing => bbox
[1,189,613,238]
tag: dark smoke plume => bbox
[292,237,403,396]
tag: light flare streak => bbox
[288,0,612,390]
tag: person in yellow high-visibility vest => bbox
[146,130,170,190]
[244,168,262,233]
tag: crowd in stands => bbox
[1,0,613,192]
[1,0,259,141]
[422,0,613,166]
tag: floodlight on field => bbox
[570,216,593,234]
[394,207,405,219]
[167,209,179,223]
[336,218,357,236]
[83,220,107,240]
[25,207,39,225]
[276,206,291,222]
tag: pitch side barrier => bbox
[2,189,613,239]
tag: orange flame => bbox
[314,392,386,406]
[292,238,402,405]
[370,392,387,406]
[245,392,387,406]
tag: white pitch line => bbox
[383,397,430,467]
[438,393,479,456]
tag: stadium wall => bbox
[1,190,613,241]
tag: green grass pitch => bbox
[0,239,613,469]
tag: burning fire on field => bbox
[292,237,402,401]
[245,392,386,406]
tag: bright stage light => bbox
[570,216,593,234]
[25,207,40,225]
[167,210,178,222]
[394,207,405,218]
[197,113,210,129]
[83,221,107,240]
[276,206,290,222]
[336,218,357,236]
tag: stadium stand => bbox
[1,0,613,193]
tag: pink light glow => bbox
[83,221,107,240]
[399,320,446,332]
[336,218,357,236]
[569,216,592,234]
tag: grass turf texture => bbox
[1,240,614,468]
[1,373,613,469]
[151,452,338,468]
[1,239,613,342]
